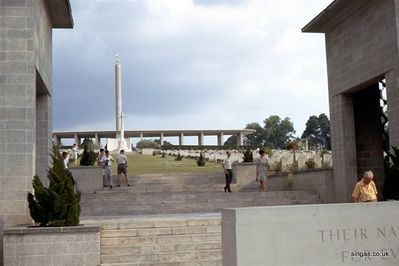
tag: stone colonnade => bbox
[53,130,250,147]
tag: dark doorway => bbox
[352,83,385,189]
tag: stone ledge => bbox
[4,225,101,235]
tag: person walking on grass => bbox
[116,149,131,187]
[223,151,233,193]
[101,150,114,189]
[256,149,269,191]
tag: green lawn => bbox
[110,153,222,174]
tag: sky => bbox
[52,0,333,144]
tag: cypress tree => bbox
[80,138,96,166]
[197,152,206,166]
[27,145,81,226]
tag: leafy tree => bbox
[301,113,331,150]
[224,135,237,148]
[263,115,295,149]
[160,140,174,150]
[137,139,160,149]
[225,116,295,149]
[243,122,264,146]
[27,145,81,226]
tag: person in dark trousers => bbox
[223,151,233,193]
[101,150,114,189]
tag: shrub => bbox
[320,150,330,168]
[383,146,399,200]
[197,152,206,166]
[79,138,96,166]
[287,173,294,189]
[287,160,299,172]
[162,152,166,158]
[305,158,318,169]
[27,145,81,226]
[175,152,184,161]
[265,148,273,156]
[272,159,282,172]
[242,148,253,162]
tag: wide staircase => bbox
[81,172,322,265]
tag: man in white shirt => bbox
[71,144,78,165]
[101,150,114,189]
[62,151,69,169]
[223,151,233,193]
[116,150,131,187]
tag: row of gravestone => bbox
[165,149,332,172]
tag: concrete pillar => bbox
[140,132,144,141]
[198,132,204,146]
[160,132,164,145]
[36,94,52,181]
[74,134,79,146]
[217,133,224,146]
[236,133,243,148]
[94,133,100,146]
[330,94,358,203]
[53,134,60,146]
[179,133,184,146]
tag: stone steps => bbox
[80,172,323,265]
[105,173,228,193]
[81,214,223,266]
[81,190,321,216]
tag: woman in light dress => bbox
[256,149,269,191]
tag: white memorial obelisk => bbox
[115,54,127,151]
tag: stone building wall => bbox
[0,0,72,263]
[304,0,399,202]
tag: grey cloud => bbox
[193,0,244,7]
[53,0,331,135]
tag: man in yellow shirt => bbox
[352,170,378,202]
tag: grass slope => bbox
[110,153,222,175]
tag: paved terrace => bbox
[53,129,255,147]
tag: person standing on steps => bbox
[62,151,69,170]
[97,148,106,187]
[116,149,131,187]
[223,151,233,193]
[256,149,269,191]
[101,150,114,189]
[71,143,79,165]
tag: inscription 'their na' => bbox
[318,227,398,242]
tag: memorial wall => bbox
[222,202,399,266]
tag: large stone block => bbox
[1,0,27,7]
[222,202,399,266]
[69,166,103,194]
[3,226,101,266]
